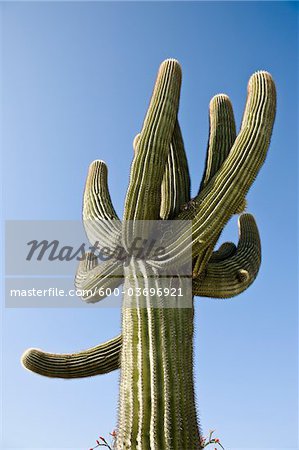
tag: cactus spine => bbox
[22,59,276,449]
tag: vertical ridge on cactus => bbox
[22,59,276,450]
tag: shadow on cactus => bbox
[22,59,276,449]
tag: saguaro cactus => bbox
[22,59,276,449]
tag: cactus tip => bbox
[21,348,36,370]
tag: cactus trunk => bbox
[117,263,200,450]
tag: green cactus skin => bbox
[22,335,122,378]
[22,59,276,449]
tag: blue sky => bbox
[1,2,298,449]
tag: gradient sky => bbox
[1,2,298,450]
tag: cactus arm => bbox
[83,160,121,249]
[21,335,122,378]
[160,120,191,219]
[159,71,275,269]
[192,214,261,298]
[199,94,236,191]
[75,252,123,303]
[123,59,182,224]
[192,94,236,275]
[84,160,119,220]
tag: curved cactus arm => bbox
[160,120,191,219]
[199,94,236,191]
[192,214,261,298]
[84,160,119,221]
[21,335,122,378]
[83,160,121,249]
[75,252,123,303]
[123,59,182,227]
[158,71,275,269]
[192,240,238,279]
